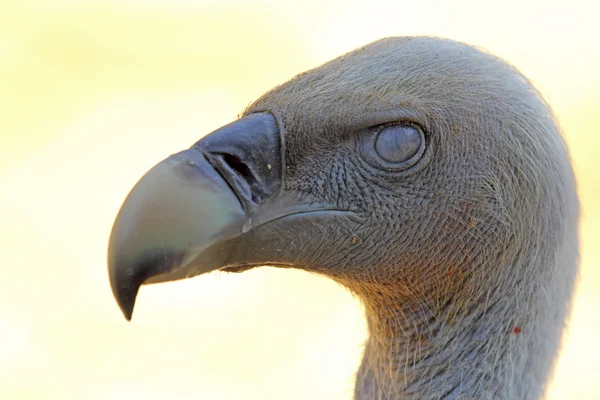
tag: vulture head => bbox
[108,37,579,399]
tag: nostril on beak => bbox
[220,153,258,190]
[193,112,282,207]
[206,152,271,205]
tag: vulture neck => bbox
[343,279,550,400]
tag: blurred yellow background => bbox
[1,0,598,398]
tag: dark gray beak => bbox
[107,113,282,320]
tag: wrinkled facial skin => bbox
[236,39,578,399]
[236,37,572,294]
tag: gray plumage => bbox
[246,37,580,399]
[109,36,580,399]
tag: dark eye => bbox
[359,123,426,171]
[375,125,422,163]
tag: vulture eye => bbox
[359,123,426,171]
[375,125,422,163]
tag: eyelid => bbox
[348,107,429,132]
[372,120,422,133]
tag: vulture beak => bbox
[108,113,284,321]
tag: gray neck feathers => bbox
[349,201,578,400]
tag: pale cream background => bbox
[1,0,599,398]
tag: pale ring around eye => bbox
[375,125,423,164]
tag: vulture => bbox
[108,37,579,399]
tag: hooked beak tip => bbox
[122,306,134,322]
[111,277,138,322]
[118,292,135,322]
